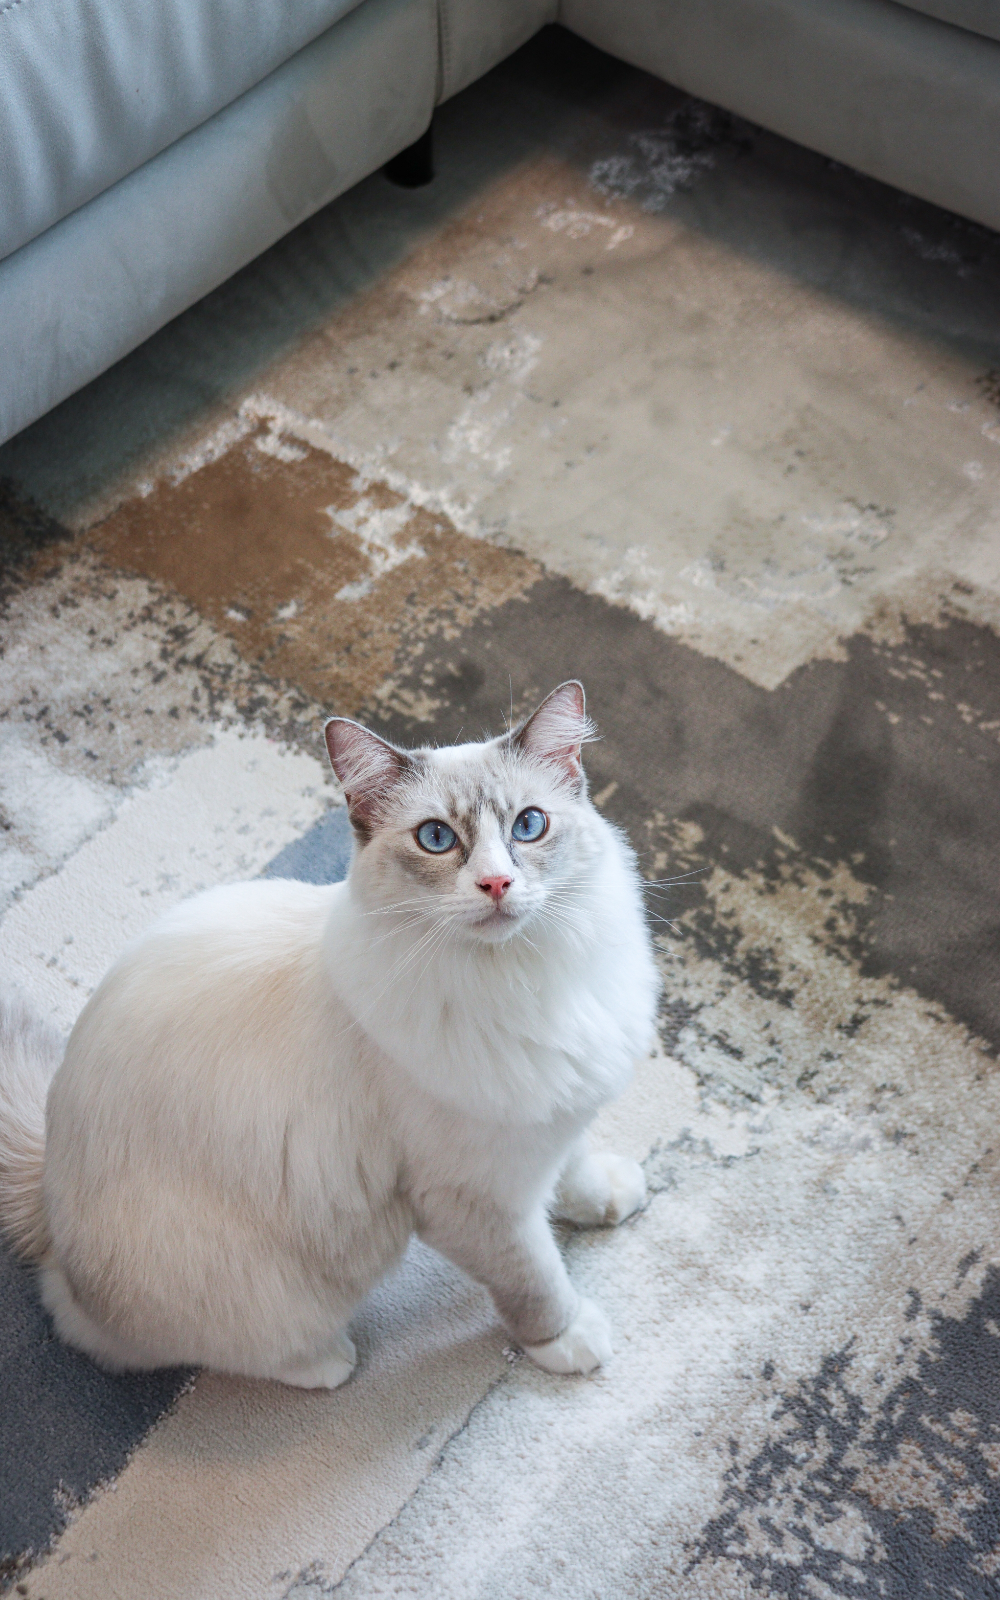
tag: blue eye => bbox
[416,819,457,854]
[512,807,547,843]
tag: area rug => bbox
[2,27,999,1600]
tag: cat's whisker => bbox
[537,888,592,932]
[641,869,708,888]
[384,920,447,985]
[363,897,437,918]
[360,911,431,954]
[368,914,431,951]
[350,915,450,1011]
[395,915,462,1014]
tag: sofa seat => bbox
[896,0,1000,43]
[0,0,437,445]
[437,0,556,100]
[0,0,366,261]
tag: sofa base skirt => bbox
[560,0,1000,236]
[0,0,436,446]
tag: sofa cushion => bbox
[0,0,367,261]
[0,0,437,445]
[895,0,1000,44]
[437,0,556,101]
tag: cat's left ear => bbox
[509,680,595,787]
[324,718,412,836]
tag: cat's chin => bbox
[465,906,527,945]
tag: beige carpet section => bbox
[261,156,1000,691]
[14,74,1000,692]
[0,730,330,1031]
[87,397,543,721]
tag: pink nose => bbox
[478,874,513,902]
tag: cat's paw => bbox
[273,1330,357,1390]
[594,1151,647,1225]
[554,1151,647,1227]
[523,1298,613,1376]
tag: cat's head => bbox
[324,682,601,945]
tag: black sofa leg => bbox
[384,122,435,188]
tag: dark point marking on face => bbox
[401,848,453,889]
[349,814,374,847]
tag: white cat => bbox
[0,682,658,1386]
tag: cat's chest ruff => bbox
[325,871,651,1123]
[356,948,629,1123]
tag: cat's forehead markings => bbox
[447,787,493,833]
[408,742,541,831]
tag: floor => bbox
[2,26,1000,1600]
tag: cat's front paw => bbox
[594,1151,647,1224]
[523,1298,612,1376]
[554,1150,647,1227]
[272,1329,357,1390]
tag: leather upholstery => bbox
[896,0,1000,44]
[0,0,366,261]
[0,0,437,444]
[436,0,556,101]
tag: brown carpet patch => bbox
[91,415,540,718]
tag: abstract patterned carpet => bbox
[2,27,999,1600]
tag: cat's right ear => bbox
[508,681,595,788]
[324,719,411,837]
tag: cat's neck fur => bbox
[325,810,648,1126]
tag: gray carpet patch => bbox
[0,1254,189,1590]
[688,1267,1000,1597]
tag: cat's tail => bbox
[0,993,61,1261]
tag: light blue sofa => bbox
[2,0,999,446]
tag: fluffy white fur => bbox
[0,683,658,1385]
